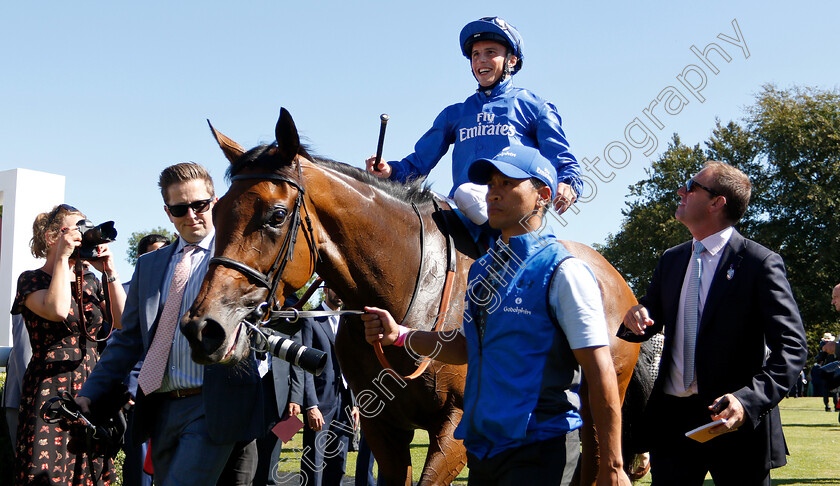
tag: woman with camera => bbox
[11,204,126,485]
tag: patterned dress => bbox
[11,269,115,486]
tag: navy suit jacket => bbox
[80,239,265,444]
[295,304,353,420]
[618,231,807,468]
[263,333,305,428]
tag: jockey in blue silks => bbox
[366,17,582,244]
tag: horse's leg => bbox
[360,416,414,486]
[418,408,467,486]
[574,338,641,486]
[573,379,598,486]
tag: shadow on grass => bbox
[701,476,840,485]
[784,423,840,428]
[773,480,840,485]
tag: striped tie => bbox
[137,245,196,395]
[683,241,705,390]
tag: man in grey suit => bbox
[619,161,807,485]
[77,162,265,485]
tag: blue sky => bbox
[3,1,839,281]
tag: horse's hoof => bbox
[628,452,651,481]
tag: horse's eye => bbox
[268,208,288,227]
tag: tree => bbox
[125,227,175,266]
[598,85,840,351]
[596,135,704,293]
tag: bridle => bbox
[209,164,320,326]
[208,161,458,381]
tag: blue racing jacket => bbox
[389,78,582,198]
[455,233,583,459]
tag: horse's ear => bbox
[207,120,246,165]
[275,107,301,162]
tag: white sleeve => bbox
[548,258,610,350]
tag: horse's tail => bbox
[621,332,661,480]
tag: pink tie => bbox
[138,245,196,395]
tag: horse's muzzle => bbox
[181,315,248,365]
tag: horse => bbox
[181,108,643,485]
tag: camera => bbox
[261,327,327,376]
[75,219,117,260]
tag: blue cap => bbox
[468,145,557,198]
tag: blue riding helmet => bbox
[459,17,524,74]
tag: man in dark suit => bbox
[618,161,807,485]
[254,297,305,486]
[294,286,357,486]
[77,163,265,485]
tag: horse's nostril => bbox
[200,318,226,351]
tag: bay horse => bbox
[182,108,642,485]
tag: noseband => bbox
[209,168,319,323]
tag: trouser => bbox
[150,394,237,486]
[649,394,771,486]
[218,439,258,486]
[466,430,579,486]
[453,183,489,225]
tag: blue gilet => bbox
[454,233,583,459]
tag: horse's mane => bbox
[226,142,436,206]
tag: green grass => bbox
[273,428,469,484]
[632,397,840,485]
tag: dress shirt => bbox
[665,226,734,396]
[158,230,215,393]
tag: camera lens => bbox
[75,220,118,260]
[264,330,327,376]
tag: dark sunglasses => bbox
[167,199,212,218]
[47,204,80,225]
[685,179,721,197]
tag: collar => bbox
[476,76,514,99]
[174,228,216,253]
[499,230,557,261]
[694,226,734,257]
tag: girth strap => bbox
[373,200,458,381]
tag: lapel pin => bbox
[726,264,735,280]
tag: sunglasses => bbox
[47,204,80,226]
[685,179,721,197]
[167,199,212,218]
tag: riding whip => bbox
[374,113,389,171]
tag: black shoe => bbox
[827,407,832,412]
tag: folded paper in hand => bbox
[685,418,727,443]
[272,415,305,443]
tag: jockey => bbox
[366,16,582,242]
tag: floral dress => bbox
[11,269,115,486]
